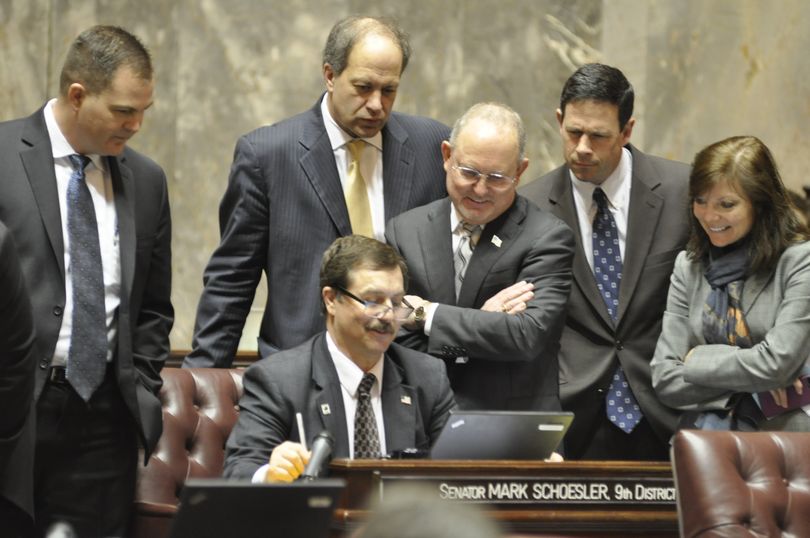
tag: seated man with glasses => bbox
[223,235,455,482]
[386,102,575,413]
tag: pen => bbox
[296,412,307,451]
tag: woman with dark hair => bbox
[651,135,810,431]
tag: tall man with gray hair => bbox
[387,102,575,413]
[187,16,449,367]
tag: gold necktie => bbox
[345,140,374,237]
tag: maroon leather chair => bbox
[671,429,810,537]
[129,368,244,538]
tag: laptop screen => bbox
[170,478,345,538]
[430,410,573,460]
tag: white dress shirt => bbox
[569,147,633,271]
[321,95,385,241]
[44,99,121,366]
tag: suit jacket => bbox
[187,99,449,367]
[223,333,455,479]
[0,222,36,522]
[386,196,575,411]
[651,242,810,431]
[520,145,690,447]
[0,107,174,461]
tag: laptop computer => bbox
[430,410,574,460]
[169,478,345,538]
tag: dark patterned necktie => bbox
[354,372,381,459]
[454,222,480,299]
[592,188,642,434]
[66,154,107,401]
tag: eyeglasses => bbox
[334,286,414,321]
[452,164,517,189]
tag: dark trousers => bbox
[565,401,670,461]
[33,368,137,538]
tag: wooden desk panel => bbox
[328,459,677,537]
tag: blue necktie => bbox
[66,154,107,401]
[592,188,641,434]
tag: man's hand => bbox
[769,377,805,408]
[265,441,310,483]
[402,295,431,330]
[481,281,534,314]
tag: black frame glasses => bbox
[334,286,414,321]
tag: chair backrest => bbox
[671,429,810,538]
[135,368,244,507]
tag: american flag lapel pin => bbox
[491,235,502,247]
[321,403,331,415]
[401,395,412,405]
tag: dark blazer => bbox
[0,107,174,461]
[0,222,36,526]
[223,333,455,479]
[520,145,689,447]
[187,99,449,367]
[386,196,575,411]
[652,243,810,431]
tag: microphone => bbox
[300,430,334,480]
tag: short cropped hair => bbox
[320,235,408,297]
[59,25,152,96]
[322,16,411,76]
[448,102,526,162]
[559,63,634,130]
[687,135,809,274]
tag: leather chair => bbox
[129,368,244,538]
[671,429,810,537]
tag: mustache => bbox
[367,320,395,333]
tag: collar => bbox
[320,94,383,153]
[568,146,632,211]
[43,98,106,173]
[325,331,384,398]
[449,203,486,235]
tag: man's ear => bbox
[67,83,88,110]
[620,117,635,146]
[441,140,453,172]
[513,158,530,188]
[322,286,337,316]
[323,63,335,92]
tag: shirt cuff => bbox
[251,464,270,483]
[423,302,440,335]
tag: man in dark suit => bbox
[224,236,454,482]
[186,16,449,367]
[0,222,36,538]
[0,26,173,535]
[520,64,689,460]
[386,102,575,413]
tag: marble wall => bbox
[2,0,808,350]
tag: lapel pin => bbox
[491,235,502,248]
[321,403,331,415]
[400,395,412,405]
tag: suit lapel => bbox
[381,115,415,218]
[381,353,417,452]
[458,197,525,307]
[618,147,665,323]
[20,114,65,276]
[420,200,456,304]
[311,335,350,455]
[742,272,771,313]
[547,170,614,327]
[299,101,353,236]
[109,155,135,303]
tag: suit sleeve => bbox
[0,225,35,442]
[681,247,810,393]
[223,362,291,479]
[187,135,269,368]
[131,171,174,397]
[427,358,455,445]
[427,219,575,362]
[386,220,430,353]
[651,252,735,410]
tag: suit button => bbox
[615,340,623,350]
[597,388,605,394]
[53,306,63,316]
[39,358,49,369]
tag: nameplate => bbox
[380,476,675,506]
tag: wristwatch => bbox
[413,304,426,328]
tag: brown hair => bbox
[687,135,809,274]
[59,25,152,96]
[320,235,408,300]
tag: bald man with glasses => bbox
[224,235,454,482]
[386,102,575,413]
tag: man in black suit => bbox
[224,236,454,482]
[0,26,173,535]
[520,64,688,460]
[386,102,575,413]
[186,16,449,367]
[0,222,36,538]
